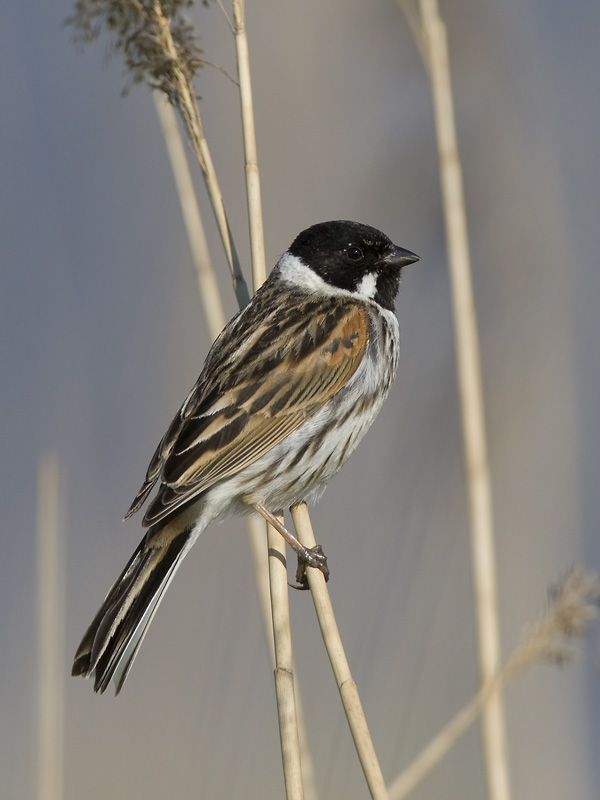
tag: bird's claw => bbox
[293,545,329,590]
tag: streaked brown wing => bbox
[140,300,370,527]
[124,412,186,519]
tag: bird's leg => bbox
[253,502,329,588]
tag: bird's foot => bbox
[293,544,329,590]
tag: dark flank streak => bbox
[286,440,312,471]
[337,435,353,467]
[308,421,335,456]
[335,404,357,428]
[310,452,334,483]
[354,394,373,416]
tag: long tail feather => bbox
[72,523,192,694]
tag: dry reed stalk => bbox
[232,0,266,291]
[268,520,305,800]
[388,568,599,799]
[153,93,227,334]
[231,3,305,794]
[245,515,276,660]
[247,513,319,800]
[37,453,65,800]
[414,2,511,798]
[294,678,319,800]
[152,0,250,309]
[291,503,389,800]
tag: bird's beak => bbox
[386,245,420,268]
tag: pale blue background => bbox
[1,1,599,798]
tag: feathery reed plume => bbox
[66,0,250,308]
[389,568,600,799]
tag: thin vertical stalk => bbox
[37,453,65,800]
[232,0,267,289]
[246,519,319,800]
[246,515,276,662]
[153,93,227,335]
[417,2,511,798]
[231,3,305,795]
[291,504,389,800]
[268,521,304,800]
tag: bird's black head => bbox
[287,220,419,311]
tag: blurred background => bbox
[1,1,599,798]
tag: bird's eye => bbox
[346,246,364,261]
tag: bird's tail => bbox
[72,522,193,694]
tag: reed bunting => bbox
[72,220,419,693]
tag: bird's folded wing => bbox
[135,301,370,527]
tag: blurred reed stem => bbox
[153,93,227,334]
[410,1,511,797]
[388,567,599,799]
[268,520,305,800]
[37,453,65,800]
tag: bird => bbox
[72,220,419,694]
